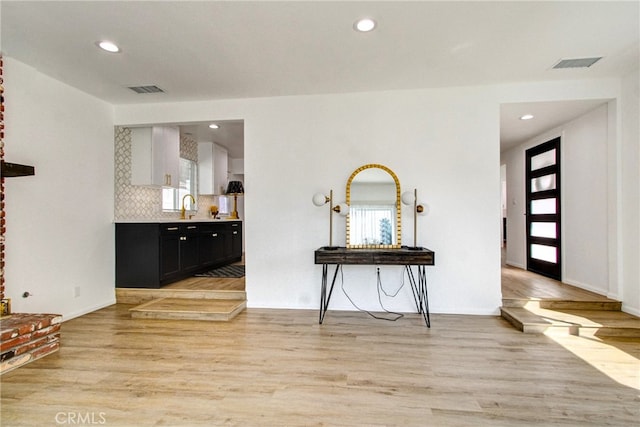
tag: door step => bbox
[116,288,246,305]
[502,298,622,311]
[500,306,640,338]
[130,298,246,322]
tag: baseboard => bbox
[621,304,640,317]
[505,261,525,269]
[562,278,608,298]
[422,306,501,316]
[62,299,116,322]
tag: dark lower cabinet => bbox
[180,225,201,274]
[230,222,242,259]
[160,228,181,283]
[116,220,242,288]
[198,226,227,267]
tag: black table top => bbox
[315,246,435,266]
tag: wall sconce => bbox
[401,189,429,250]
[226,181,244,219]
[312,189,348,250]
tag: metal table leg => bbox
[319,264,340,324]
[405,265,430,327]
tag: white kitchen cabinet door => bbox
[130,126,180,188]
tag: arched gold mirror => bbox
[346,164,401,248]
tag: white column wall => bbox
[563,105,609,293]
[4,58,115,320]
[620,68,640,315]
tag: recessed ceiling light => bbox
[354,18,377,32]
[209,124,220,129]
[96,40,120,53]
[520,114,534,120]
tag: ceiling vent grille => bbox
[128,85,164,94]
[553,57,602,69]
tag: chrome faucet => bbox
[180,194,196,219]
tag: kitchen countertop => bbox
[114,218,241,223]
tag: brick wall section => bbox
[1,54,5,301]
[1,313,62,374]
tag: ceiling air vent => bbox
[128,85,164,94]
[553,57,602,69]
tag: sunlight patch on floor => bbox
[545,332,640,391]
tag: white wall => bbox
[620,68,640,315]
[251,90,503,314]
[564,105,609,293]
[4,58,115,320]
[502,104,611,296]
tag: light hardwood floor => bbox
[3,260,638,426]
[501,263,616,301]
[1,304,638,426]
[163,276,245,292]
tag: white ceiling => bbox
[2,1,638,154]
[500,99,610,151]
[175,120,244,158]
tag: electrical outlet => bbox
[1,299,11,316]
[74,286,81,298]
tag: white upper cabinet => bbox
[130,126,180,188]
[198,142,228,195]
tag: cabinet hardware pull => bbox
[180,236,187,241]
[233,231,238,235]
[166,227,179,231]
[232,223,238,227]
[212,233,218,237]
[187,226,197,229]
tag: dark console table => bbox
[314,247,435,327]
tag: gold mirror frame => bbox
[346,164,402,249]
